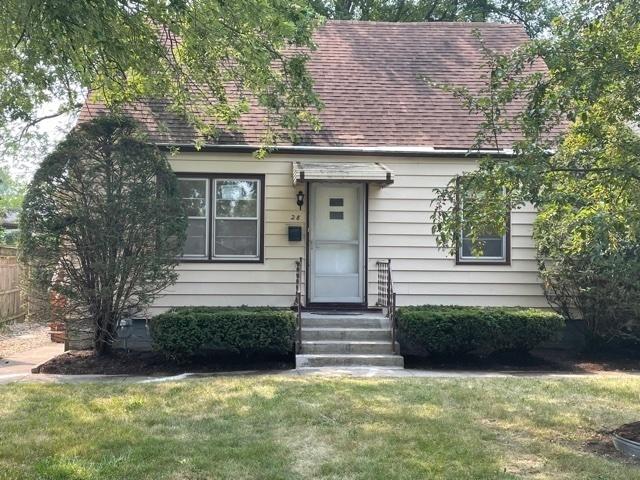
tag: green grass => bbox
[1,376,639,479]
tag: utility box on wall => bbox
[288,225,303,242]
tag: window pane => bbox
[184,218,207,256]
[178,179,207,217]
[461,234,504,258]
[216,180,257,218]
[215,219,258,256]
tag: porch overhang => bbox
[292,161,394,186]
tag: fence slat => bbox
[0,252,25,325]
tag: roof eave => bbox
[155,143,517,158]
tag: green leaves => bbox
[431,0,640,341]
[397,305,564,357]
[20,115,187,353]
[1,0,322,147]
[149,307,297,360]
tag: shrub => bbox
[20,116,186,354]
[397,306,564,357]
[149,307,296,360]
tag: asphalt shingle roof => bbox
[80,20,546,150]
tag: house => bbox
[81,21,550,366]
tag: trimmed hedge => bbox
[397,305,565,357]
[149,307,296,360]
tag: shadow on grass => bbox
[1,377,639,479]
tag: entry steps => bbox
[295,311,404,368]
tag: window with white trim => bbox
[459,228,508,263]
[177,175,263,261]
[178,178,209,258]
[456,178,509,264]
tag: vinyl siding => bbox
[146,152,547,315]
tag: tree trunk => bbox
[93,311,118,355]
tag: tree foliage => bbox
[309,0,561,36]
[431,0,640,341]
[20,116,186,353]
[0,0,322,148]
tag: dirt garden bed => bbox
[33,349,294,375]
[34,347,640,376]
[404,348,640,373]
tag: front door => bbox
[309,183,365,304]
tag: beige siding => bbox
[147,152,546,315]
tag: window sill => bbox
[455,259,510,266]
[179,258,264,264]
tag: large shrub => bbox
[20,116,186,354]
[536,201,640,346]
[397,306,564,357]
[150,307,296,360]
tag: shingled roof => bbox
[80,20,545,151]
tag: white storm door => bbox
[309,183,365,303]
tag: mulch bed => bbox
[33,350,294,375]
[34,347,640,376]
[614,422,640,443]
[404,348,640,373]
[583,431,640,465]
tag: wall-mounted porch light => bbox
[296,190,305,210]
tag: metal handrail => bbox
[294,257,303,353]
[376,259,398,354]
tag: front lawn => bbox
[1,376,639,479]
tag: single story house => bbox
[81,21,551,366]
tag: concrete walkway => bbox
[0,343,64,382]
[2,364,640,385]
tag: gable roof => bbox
[80,20,545,151]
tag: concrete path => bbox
[2,364,640,385]
[0,343,64,382]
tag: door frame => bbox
[305,182,368,308]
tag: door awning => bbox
[292,161,394,186]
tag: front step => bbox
[301,327,391,341]
[296,354,404,368]
[296,311,404,368]
[302,340,395,354]
[301,314,390,328]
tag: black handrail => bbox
[294,257,303,353]
[376,259,397,354]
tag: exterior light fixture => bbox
[296,190,305,210]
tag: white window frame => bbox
[212,178,261,260]
[458,230,508,263]
[456,180,509,264]
[176,174,263,262]
[178,177,209,259]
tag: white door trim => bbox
[308,183,365,304]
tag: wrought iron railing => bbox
[376,259,398,354]
[294,257,303,353]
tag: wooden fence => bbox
[0,246,25,324]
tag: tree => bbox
[0,0,322,151]
[20,116,187,354]
[0,168,26,245]
[309,0,561,37]
[431,0,640,342]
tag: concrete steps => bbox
[296,354,404,368]
[301,327,391,341]
[301,314,390,329]
[296,311,404,368]
[302,340,395,354]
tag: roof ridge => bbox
[324,19,524,28]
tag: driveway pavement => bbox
[0,343,65,382]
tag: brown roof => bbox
[80,20,546,150]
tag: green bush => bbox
[397,306,564,357]
[150,307,296,360]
